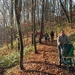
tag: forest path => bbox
[9,39,75,75]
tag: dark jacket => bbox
[50,31,54,37]
[57,34,70,46]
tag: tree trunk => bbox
[36,0,40,25]
[45,0,48,21]
[3,0,6,44]
[31,0,34,45]
[49,0,51,23]
[70,0,72,28]
[10,0,13,49]
[39,0,44,43]
[33,0,37,53]
[60,0,70,23]
[15,0,24,70]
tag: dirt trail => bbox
[9,39,75,75]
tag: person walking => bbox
[57,30,70,66]
[50,30,54,42]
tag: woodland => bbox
[0,0,75,75]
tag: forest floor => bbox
[6,40,75,75]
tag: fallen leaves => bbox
[4,40,75,75]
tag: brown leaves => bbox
[0,66,5,75]
[6,40,75,75]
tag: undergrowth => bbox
[0,44,34,68]
[69,33,75,48]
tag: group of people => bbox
[35,30,54,43]
[44,30,54,43]
[35,29,71,66]
[45,30,71,66]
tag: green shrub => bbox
[24,44,34,55]
[69,33,75,48]
[0,51,19,68]
[0,44,34,68]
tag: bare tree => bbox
[70,0,72,28]
[39,0,44,43]
[10,0,13,49]
[31,0,34,45]
[60,0,70,23]
[15,0,24,70]
[33,0,37,53]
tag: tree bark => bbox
[60,0,70,23]
[10,0,13,49]
[33,0,37,53]
[39,0,44,44]
[70,0,72,28]
[15,0,24,70]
